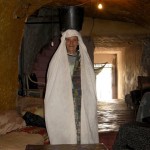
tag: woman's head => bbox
[65,36,78,54]
[60,29,85,55]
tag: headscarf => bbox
[44,29,99,144]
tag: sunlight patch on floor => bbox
[97,99,127,110]
[98,99,116,103]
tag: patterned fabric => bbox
[72,52,81,144]
[113,122,150,150]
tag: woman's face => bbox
[65,36,78,54]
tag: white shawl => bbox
[44,29,99,144]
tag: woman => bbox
[44,29,99,144]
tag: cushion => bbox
[0,110,26,135]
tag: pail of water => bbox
[59,6,84,31]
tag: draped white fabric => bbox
[44,29,99,144]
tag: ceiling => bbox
[36,0,150,28]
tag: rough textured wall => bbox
[141,39,150,74]
[0,0,50,110]
[123,44,145,95]
[0,1,24,110]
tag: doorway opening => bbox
[94,64,113,102]
[94,47,124,102]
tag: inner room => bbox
[1,1,150,150]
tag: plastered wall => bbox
[123,44,145,95]
[0,1,24,110]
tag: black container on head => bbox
[59,6,84,32]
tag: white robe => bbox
[44,29,99,144]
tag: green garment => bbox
[68,52,81,144]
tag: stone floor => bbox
[98,99,135,150]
